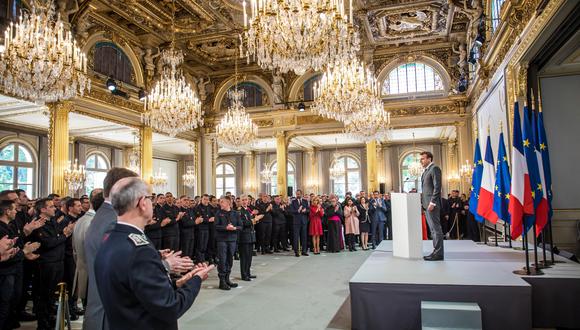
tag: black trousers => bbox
[162,235,179,251]
[0,268,22,330]
[217,241,236,279]
[293,222,308,254]
[18,259,36,314]
[259,222,272,251]
[238,243,253,278]
[35,261,63,330]
[385,217,393,240]
[208,225,217,260]
[180,234,195,259]
[272,223,287,250]
[63,255,77,313]
[196,230,209,262]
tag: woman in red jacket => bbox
[309,197,324,254]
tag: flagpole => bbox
[514,222,531,275]
[507,223,512,248]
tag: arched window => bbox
[331,156,360,199]
[85,153,110,195]
[382,62,444,95]
[221,82,264,109]
[302,74,322,101]
[269,161,296,195]
[93,42,134,84]
[401,152,423,193]
[0,142,36,197]
[216,163,236,197]
[491,0,506,32]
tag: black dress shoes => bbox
[295,252,300,257]
[219,281,231,290]
[423,255,444,261]
[241,277,251,281]
[302,252,309,256]
[249,275,257,279]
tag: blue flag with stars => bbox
[523,106,543,232]
[469,138,484,223]
[492,131,511,224]
[537,111,553,222]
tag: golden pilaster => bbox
[366,141,379,193]
[275,131,288,197]
[140,126,153,183]
[48,101,72,196]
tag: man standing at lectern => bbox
[420,151,444,261]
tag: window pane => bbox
[346,157,358,169]
[270,162,277,172]
[0,183,12,191]
[287,162,295,173]
[288,174,295,189]
[97,156,108,169]
[0,144,15,161]
[225,177,235,189]
[216,164,224,174]
[86,155,96,169]
[0,165,14,184]
[333,183,346,199]
[18,146,33,163]
[332,160,345,170]
[216,188,224,198]
[215,177,222,191]
[86,171,107,195]
[224,165,234,175]
[17,167,33,184]
[383,62,444,95]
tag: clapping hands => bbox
[0,236,19,262]
[176,263,215,287]
[23,218,46,236]
[162,250,195,274]
[23,242,40,260]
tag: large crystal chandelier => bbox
[408,133,424,178]
[241,0,360,75]
[127,131,141,175]
[182,144,196,189]
[216,88,258,151]
[141,1,203,137]
[151,168,168,189]
[329,138,345,180]
[344,98,391,142]
[64,159,86,192]
[312,57,379,122]
[260,150,273,183]
[0,1,90,102]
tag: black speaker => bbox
[287,186,293,197]
[379,183,386,194]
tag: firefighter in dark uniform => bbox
[61,198,83,319]
[208,196,220,264]
[32,198,74,330]
[156,194,180,251]
[214,196,241,290]
[94,177,212,330]
[178,196,196,259]
[144,194,163,250]
[194,195,214,263]
[238,196,261,281]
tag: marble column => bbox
[140,126,153,183]
[275,131,288,197]
[199,134,216,195]
[366,141,379,193]
[48,101,71,196]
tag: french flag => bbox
[477,133,499,223]
[510,103,534,239]
[531,110,549,235]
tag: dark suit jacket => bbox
[290,198,309,225]
[84,201,117,330]
[421,163,442,210]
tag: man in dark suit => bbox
[94,177,212,330]
[83,168,138,330]
[256,195,273,254]
[290,190,309,257]
[420,151,444,261]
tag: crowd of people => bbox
[0,163,479,329]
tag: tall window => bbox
[269,161,296,196]
[93,42,134,84]
[0,142,36,197]
[383,62,444,95]
[216,163,236,197]
[85,153,110,195]
[491,0,506,32]
[302,74,322,101]
[221,82,264,109]
[331,156,360,199]
[401,152,422,193]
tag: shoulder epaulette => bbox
[128,233,150,247]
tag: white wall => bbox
[153,158,178,195]
[476,75,510,161]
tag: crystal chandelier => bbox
[64,159,86,192]
[344,97,391,142]
[151,168,168,188]
[408,133,424,179]
[141,1,203,137]
[329,138,345,180]
[182,144,196,189]
[127,131,141,175]
[260,149,273,183]
[0,1,90,102]
[241,0,360,75]
[312,57,379,122]
[459,159,474,182]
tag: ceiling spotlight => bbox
[138,88,146,101]
[474,35,485,46]
[106,76,117,92]
[457,75,468,93]
[298,102,305,112]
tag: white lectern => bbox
[391,193,423,259]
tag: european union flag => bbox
[537,111,553,221]
[469,138,484,223]
[522,106,543,233]
[492,131,511,223]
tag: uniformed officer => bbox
[238,195,261,281]
[214,196,241,290]
[94,177,213,330]
[178,196,196,259]
[194,195,214,263]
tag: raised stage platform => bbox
[349,240,580,330]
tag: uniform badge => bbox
[128,233,150,246]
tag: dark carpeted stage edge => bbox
[349,240,580,330]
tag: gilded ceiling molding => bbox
[211,74,276,113]
[375,54,452,93]
[82,31,145,87]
